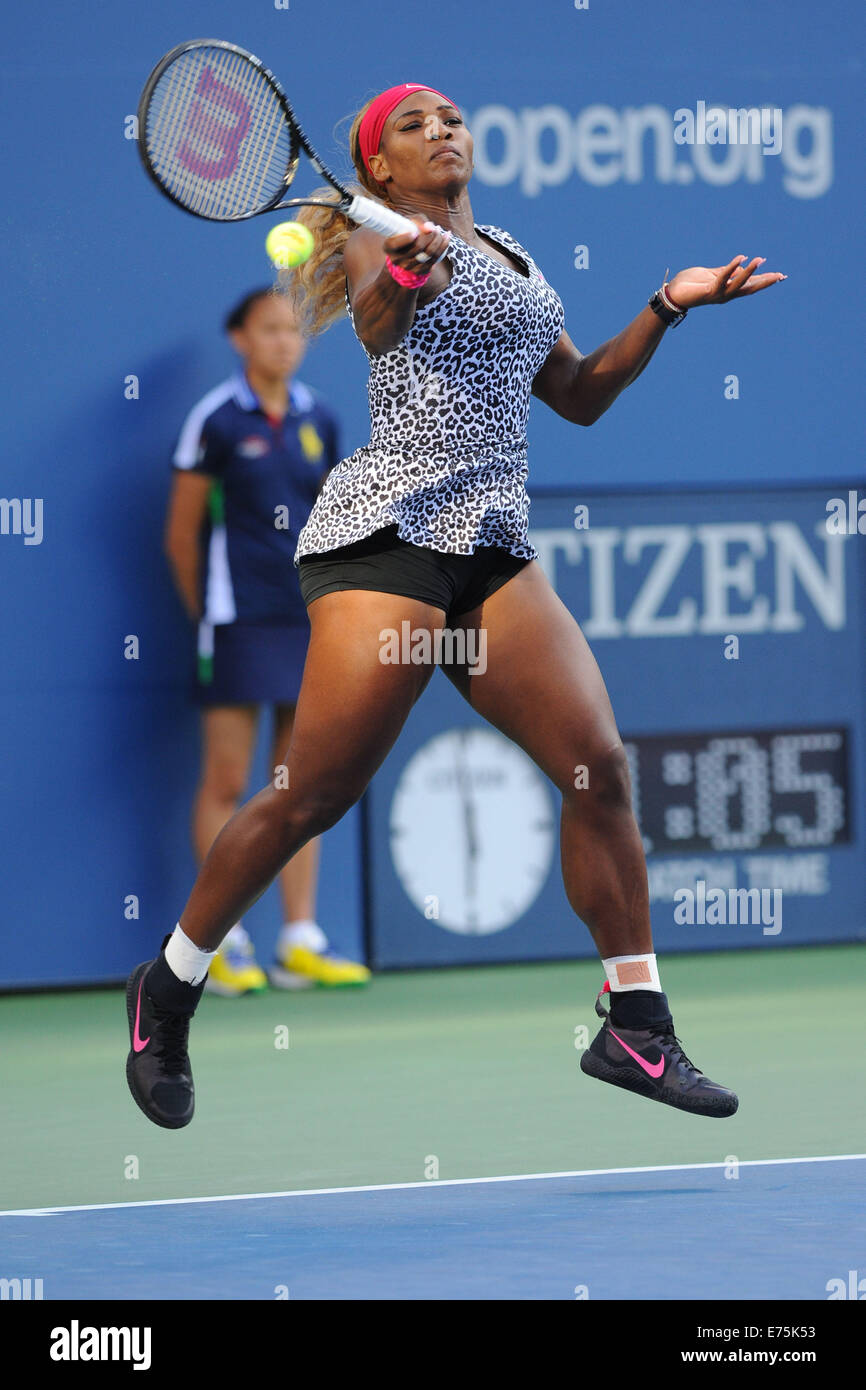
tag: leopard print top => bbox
[295,223,565,561]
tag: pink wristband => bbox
[385,257,430,289]
[662,281,685,312]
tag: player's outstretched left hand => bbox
[667,256,787,308]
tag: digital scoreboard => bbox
[362,484,865,967]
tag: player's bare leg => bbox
[269,702,369,987]
[443,562,649,961]
[179,592,440,946]
[442,562,738,1118]
[191,707,271,995]
[126,591,443,1128]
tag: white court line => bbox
[1,1153,863,1218]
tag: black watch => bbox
[648,287,687,328]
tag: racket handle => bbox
[345,195,418,238]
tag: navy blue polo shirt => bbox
[173,373,339,625]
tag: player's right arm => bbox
[164,472,211,621]
[343,219,451,356]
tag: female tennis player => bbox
[127,82,786,1129]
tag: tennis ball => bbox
[265,221,314,268]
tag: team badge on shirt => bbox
[298,422,324,463]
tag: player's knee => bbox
[271,782,354,843]
[567,743,633,815]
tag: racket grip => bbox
[346,195,418,238]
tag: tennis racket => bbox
[137,38,418,238]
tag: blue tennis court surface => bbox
[3,1156,863,1300]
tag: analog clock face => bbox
[389,727,556,935]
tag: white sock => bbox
[602,953,662,992]
[164,924,217,986]
[223,922,250,950]
[278,919,328,954]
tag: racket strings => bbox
[184,48,251,217]
[233,62,289,215]
[193,49,287,218]
[210,48,276,217]
[144,46,292,219]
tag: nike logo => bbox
[608,1027,665,1079]
[133,979,150,1052]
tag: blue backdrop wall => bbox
[0,0,862,985]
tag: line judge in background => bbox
[164,287,370,995]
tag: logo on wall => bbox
[462,102,833,198]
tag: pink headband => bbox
[359,83,460,178]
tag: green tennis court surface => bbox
[2,944,862,1214]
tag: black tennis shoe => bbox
[580,982,738,1118]
[125,937,205,1129]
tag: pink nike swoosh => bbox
[608,1027,665,1079]
[133,979,150,1052]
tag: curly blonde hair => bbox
[277,98,393,338]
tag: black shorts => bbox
[297,525,530,623]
